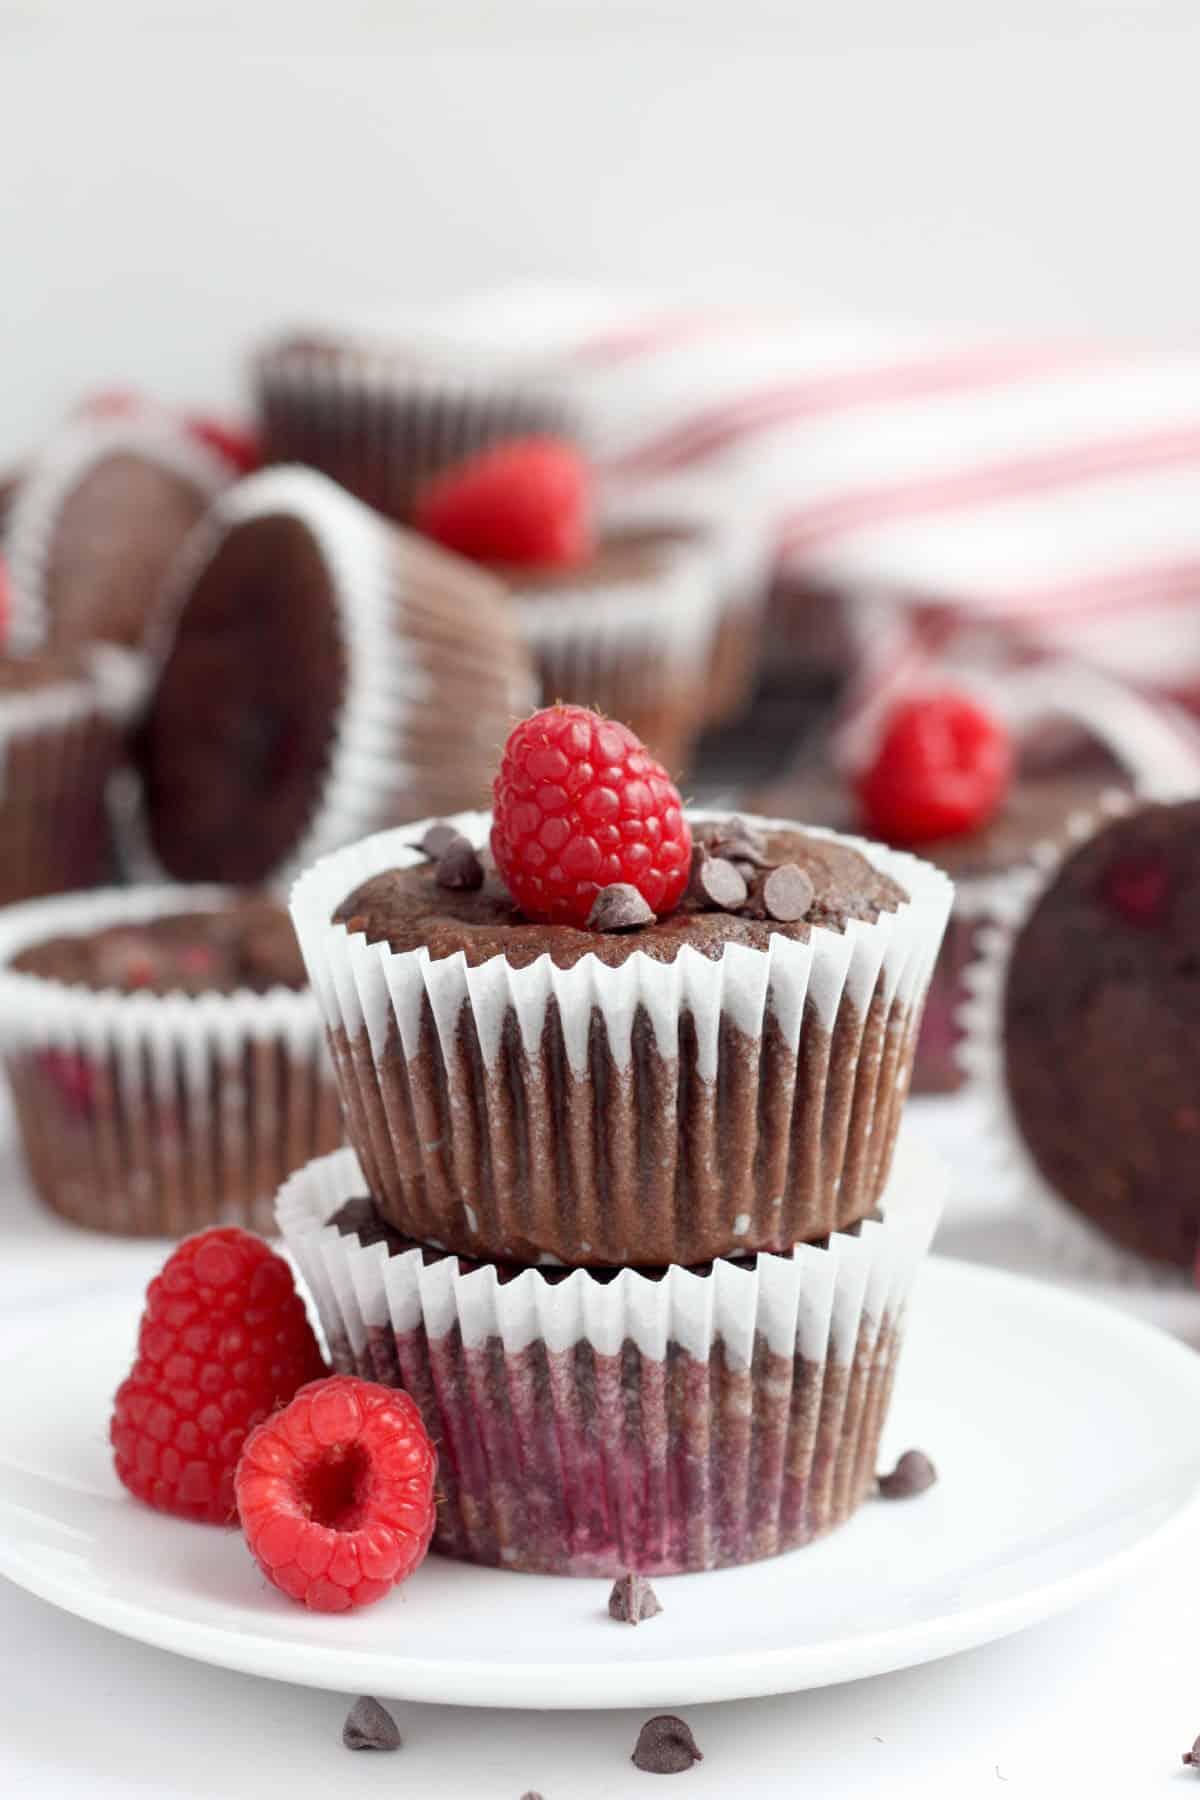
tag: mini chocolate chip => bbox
[436,837,485,891]
[632,1714,703,1774]
[343,1695,402,1751]
[420,821,460,860]
[587,883,656,931]
[706,820,771,867]
[877,1449,938,1499]
[519,1792,546,1799]
[608,1571,663,1624]
[1184,1735,1200,1768]
[689,851,748,912]
[760,862,815,922]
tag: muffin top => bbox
[136,503,349,886]
[333,814,909,972]
[13,894,306,995]
[752,766,1130,883]
[1003,799,1200,1267]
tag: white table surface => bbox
[3,1094,1198,1800]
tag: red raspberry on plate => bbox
[491,704,692,926]
[857,691,1013,845]
[111,1228,327,1524]
[235,1376,437,1612]
[412,436,593,568]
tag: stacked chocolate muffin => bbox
[277,708,953,1575]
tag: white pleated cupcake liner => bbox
[289,807,953,1266]
[276,1132,944,1574]
[598,479,780,723]
[513,531,725,770]
[2,415,235,654]
[0,646,146,903]
[959,785,1198,1289]
[0,883,343,1237]
[122,465,533,886]
[254,334,583,521]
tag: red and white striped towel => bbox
[437,286,1200,769]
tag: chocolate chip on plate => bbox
[588,883,656,931]
[435,835,485,891]
[608,1571,663,1625]
[632,1714,703,1774]
[877,1449,938,1499]
[342,1694,402,1751]
[760,862,815,922]
[1183,1734,1200,1769]
[420,821,461,861]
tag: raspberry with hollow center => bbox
[110,1228,327,1524]
[491,704,692,926]
[236,1376,437,1612]
[856,691,1013,845]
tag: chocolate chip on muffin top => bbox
[333,815,908,971]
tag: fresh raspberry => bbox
[412,437,593,568]
[491,704,692,925]
[857,691,1013,845]
[111,1228,327,1524]
[235,1376,437,1612]
[185,415,262,475]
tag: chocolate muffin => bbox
[277,1138,943,1575]
[0,646,142,905]
[507,525,723,773]
[753,764,1133,1092]
[0,886,342,1237]
[290,808,952,1266]
[1002,799,1200,1267]
[2,417,233,653]
[599,483,775,726]
[131,466,533,885]
[254,330,578,523]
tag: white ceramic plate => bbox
[1,1257,1197,1710]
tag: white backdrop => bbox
[1,0,1197,460]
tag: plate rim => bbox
[2,1254,1199,1709]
